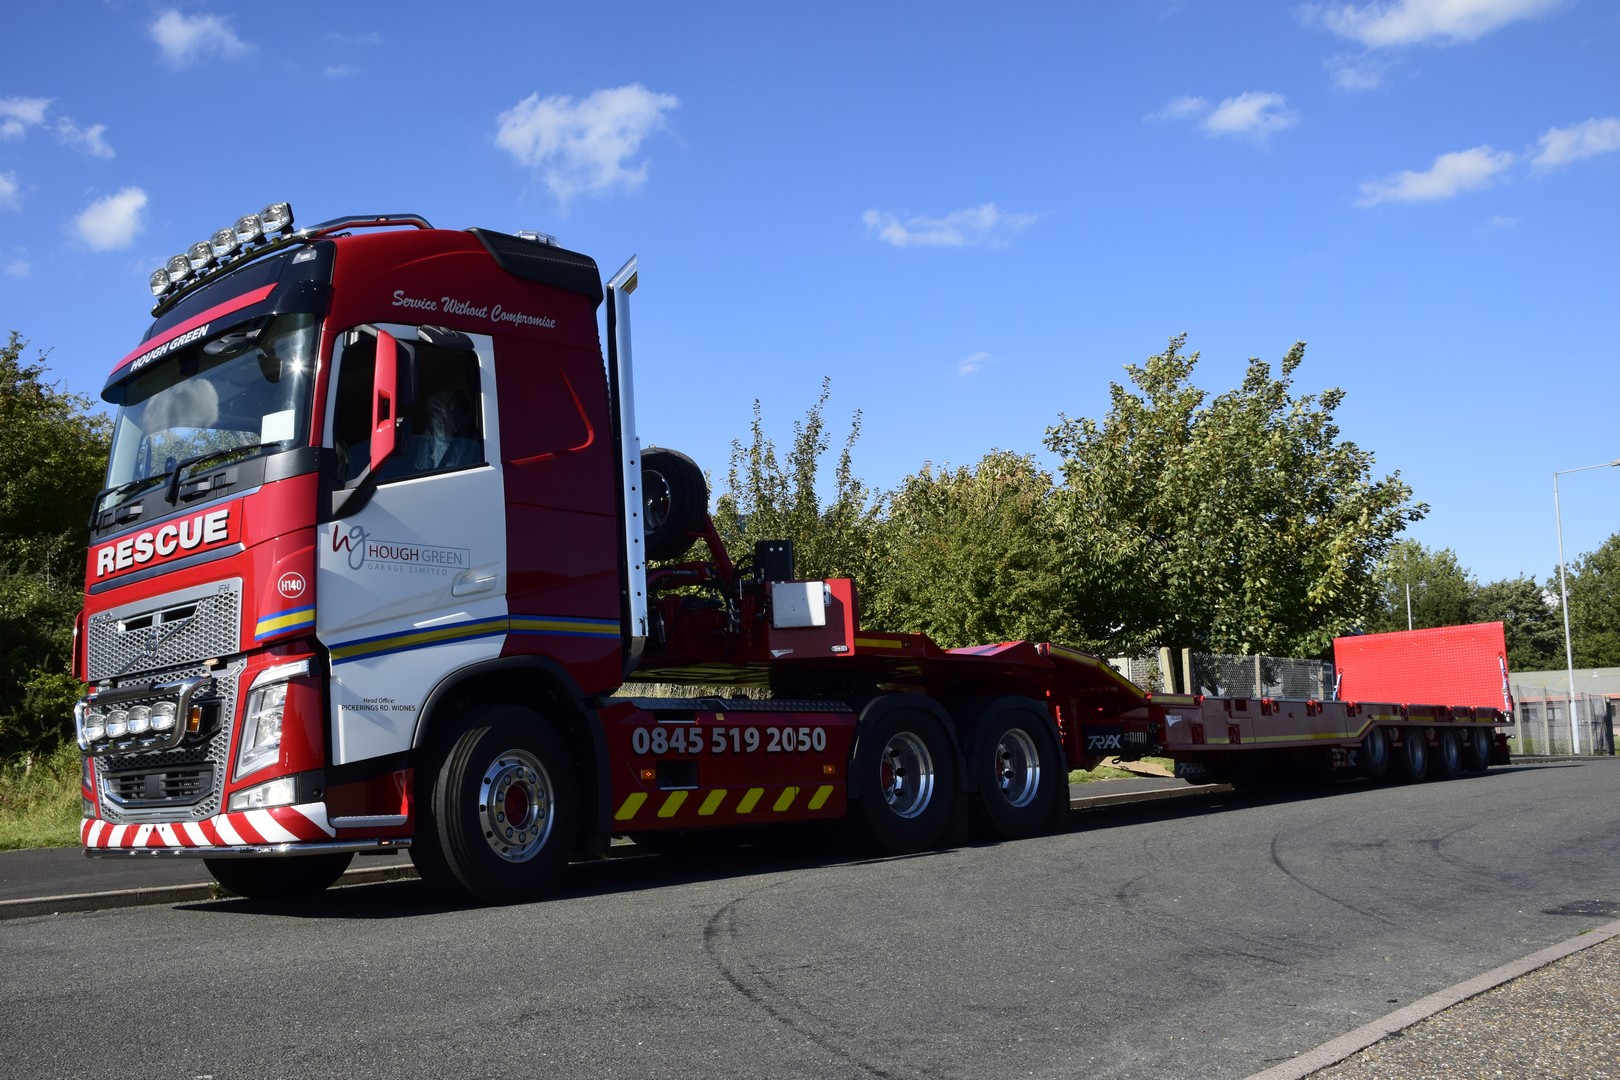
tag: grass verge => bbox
[1068,756,1177,783]
[0,742,83,850]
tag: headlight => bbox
[104,709,130,739]
[235,682,287,779]
[150,701,178,733]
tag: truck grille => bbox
[91,660,244,826]
[87,579,242,682]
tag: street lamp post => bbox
[1554,458,1620,756]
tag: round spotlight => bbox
[234,213,264,247]
[165,254,191,285]
[259,202,294,235]
[149,268,171,297]
[186,241,214,272]
[210,227,239,260]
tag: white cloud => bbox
[1309,0,1563,47]
[324,65,362,79]
[1325,53,1393,90]
[958,351,996,376]
[150,10,251,68]
[73,188,149,251]
[1,96,51,139]
[5,253,28,278]
[1356,146,1515,206]
[862,203,1037,249]
[494,84,679,202]
[56,119,114,159]
[1203,91,1300,141]
[1147,95,1208,122]
[0,172,18,209]
[1531,117,1620,170]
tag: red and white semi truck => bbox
[73,206,1510,902]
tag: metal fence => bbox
[1507,686,1616,756]
[1108,650,1335,700]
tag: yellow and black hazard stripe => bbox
[614,784,840,826]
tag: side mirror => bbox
[370,329,400,470]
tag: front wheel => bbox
[971,706,1059,840]
[414,705,578,904]
[851,710,956,854]
[205,852,353,899]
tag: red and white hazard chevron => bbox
[82,802,336,850]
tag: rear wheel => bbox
[1394,728,1429,783]
[1357,725,1391,781]
[852,710,956,854]
[1463,727,1493,772]
[971,706,1059,840]
[413,705,577,904]
[1432,729,1463,780]
[205,852,353,899]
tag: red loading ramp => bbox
[1333,622,1509,709]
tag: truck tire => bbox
[851,709,956,854]
[1394,728,1429,783]
[204,852,353,899]
[1463,727,1493,772]
[971,706,1059,840]
[642,448,708,560]
[1432,729,1463,780]
[1357,725,1391,781]
[414,705,577,903]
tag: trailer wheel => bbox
[1463,727,1493,772]
[971,707,1058,840]
[1394,728,1429,783]
[414,705,577,903]
[1432,729,1463,780]
[204,853,353,899]
[852,710,955,854]
[642,448,708,560]
[1357,725,1391,781]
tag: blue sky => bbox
[2,0,1616,587]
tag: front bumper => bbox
[81,801,409,858]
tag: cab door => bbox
[315,324,507,766]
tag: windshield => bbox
[99,312,318,512]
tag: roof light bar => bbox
[147,202,298,308]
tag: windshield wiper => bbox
[92,474,168,521]
[165,441,281,503]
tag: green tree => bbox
[1471,575,1563,673]
[0,332,111,755]
[1365,540,1475,634]
[711,378,879,588]
[1044,335,1424,657]
[864,451,1064,649]
[1560,533,1620,668]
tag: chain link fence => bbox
[1507,685,1616,756]
[1108,650,1334,700]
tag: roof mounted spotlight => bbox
[259,201,294,235]
[186,240,215,273]
[234,212,265,247]
[164,253,191,286]
[148,267,171,297]
[209,226,240,260]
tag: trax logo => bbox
[1085,733,1124,752]
[92,508,234,581]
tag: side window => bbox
[329,327,485,485]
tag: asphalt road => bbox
[4,760,1616,1080]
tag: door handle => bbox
[452,572,499,597]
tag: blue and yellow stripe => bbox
[329,612,620,665]
[255,604,315,642]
